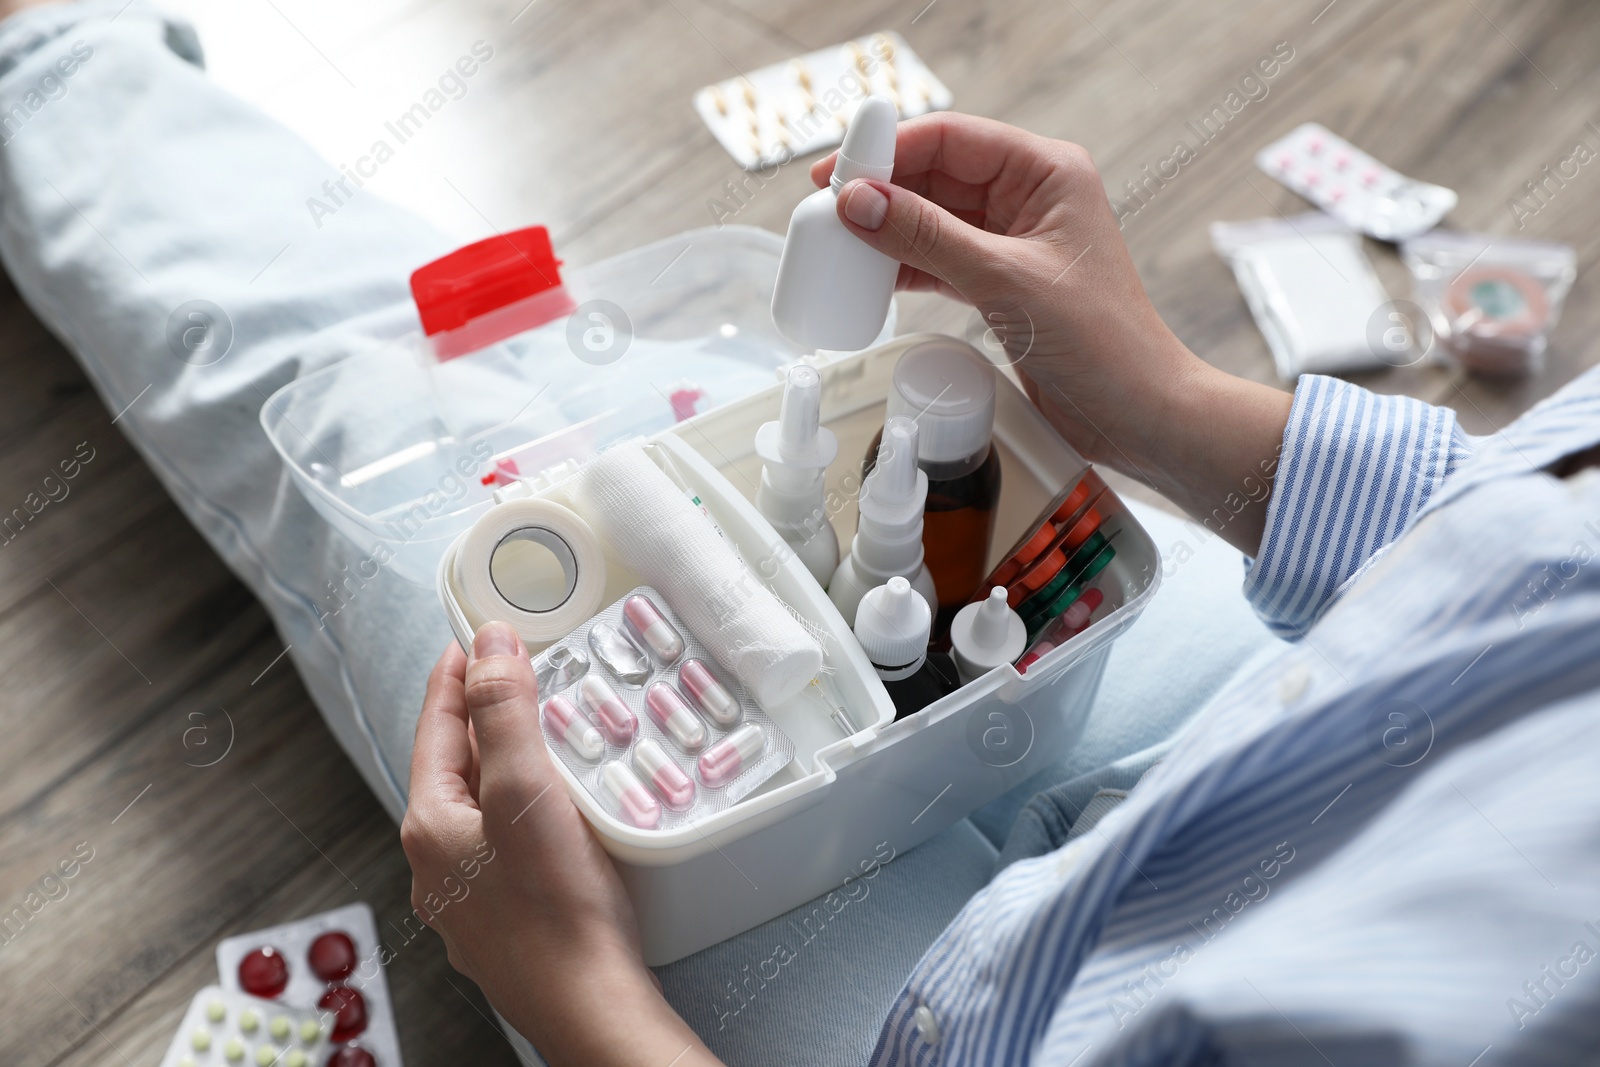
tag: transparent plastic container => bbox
[261,225,893,583]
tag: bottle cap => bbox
[885,338,996,466]
[950,586,1027,679]
[854,576,933,670]
[831,95,897,190]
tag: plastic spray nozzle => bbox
[864,416,924,514]
[755,365,838,472]
[831,95,897,191]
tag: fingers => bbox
[836,179,1008,297]
[463,621,556,826]
[409,642,476,808]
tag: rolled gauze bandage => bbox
[572,443,823,707]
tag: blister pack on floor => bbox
[534,586,796,829]
[1211,213,1394,377]
[216,903,399,1067]
[159,985,331,1067]
[1257,122,1456,241]
[694,32,952,170]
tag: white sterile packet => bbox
[159,985,332,1067]
[534,586,796,831]
[1211,214,1395,378]
[694,32,952,170]
[1257,122,1457,241]
[216,903,401,1067]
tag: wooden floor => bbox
[4,0,1598,1064]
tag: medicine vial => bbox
[949,586,1027,684]
[770,95,900,350]
[828,415,938,624]
[588,621,652,688]
[697,722,767,788]
[600,760,661,829]
[633,738,697,811]
[542,694,605,763]
[754,365,840,584]
[863,339,1000,635]
[853,576,954,720]
[645,682,709,754]
[622,593,685,665]
[678,658,741,727]
[577,674,639,746]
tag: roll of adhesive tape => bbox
[453,498,607,647]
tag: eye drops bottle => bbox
[770,95,900,351]
[854,576,952,720]
[863,338,1000,636]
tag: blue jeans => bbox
[0,6,1280,1063]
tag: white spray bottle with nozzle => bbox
[756,365,840,585]
[828,415,938,625]
[771,95,900,351]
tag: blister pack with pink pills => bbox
[215,903,400,1067]
[533,586,796,830]
[1257,122,1457,241]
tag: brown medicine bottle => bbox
[862,339,1001,636]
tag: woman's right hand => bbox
[811,112,1292,555]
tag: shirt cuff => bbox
[1244,374,1473,638]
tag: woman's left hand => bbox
[402,621,720,1066]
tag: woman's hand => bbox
[402,622,720,1067]
[814,112,1292,554]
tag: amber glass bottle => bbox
[861,339,1001,636]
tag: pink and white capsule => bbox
[678,658,741,727]
[697,723,767,788]
[600,760,661,829]
[645,682,707,753]
[542,695,604,762]
[622,594,684,664]
[633,738,696,811]
[578,675,638,746]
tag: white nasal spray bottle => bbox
[828,415,938,625]
[949,586,1027,684]
[770,95,900,351]
[755,365,840,585]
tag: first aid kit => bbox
[264,225,1159,967]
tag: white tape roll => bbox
[452,498,607,647]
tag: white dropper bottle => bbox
[949,586,1027,684]
[755,364,840,585]
[828,415,938,625]
[770,95,900,351]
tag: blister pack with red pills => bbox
[215,903,400,1067]
[533,586,796,831]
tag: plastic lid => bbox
[854,576,932,668]
[950,586,1026,676]
[411,227,569,351]
[831,95,897,190]
[884,339,996,464]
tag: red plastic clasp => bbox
[410,226,576,360]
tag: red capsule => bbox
[308,931,357,983]
[239,946,289,998]
[318,986,369,1042]
[326,1047,376,1067]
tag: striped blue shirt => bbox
[872,368,1600,1066]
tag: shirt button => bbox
[1277,664,1311,705]
[913,1004,941,1046]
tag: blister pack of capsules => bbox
[534,587,796,830]
[159,986,333,1067]
[1257,122,1457,241]
[216,903,399,1067]
[694,31,952,170]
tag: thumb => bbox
[464,621,553,820]
[835,178,1005,296]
